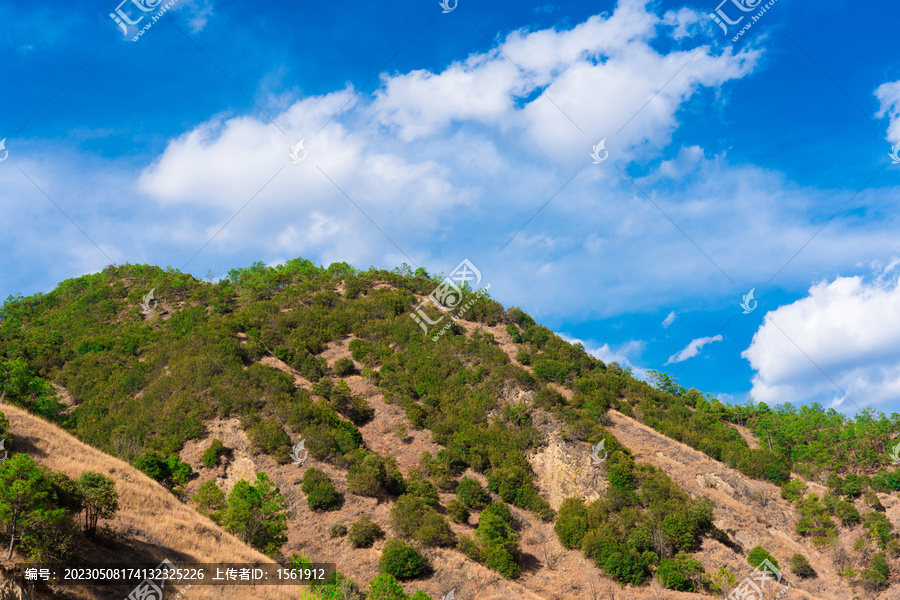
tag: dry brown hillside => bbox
[0,403,299,600]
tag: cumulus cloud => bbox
[662,311,677,328]
[742,272,900,410]
[875,80,900,142]
[559,334,647,379]
[666,334,723,365]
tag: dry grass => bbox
[1,403,299,600]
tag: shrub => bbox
[348,515,383,548]
[192,480,226,520]
[864,491,885,512]
[414,512,455,548]
[391,495,429,538]
[366,573,407,600]
[201,439,225,468]
[301,468,342,511]
[834,500,861,525]
[379,538,429,580]
[330,523,348,538]
[790,553,815,578]
[405,472,439,507]
[842,474,862,498]
[480,543,520,579]
[456,477,490,510]
[864,512,893,548]
[861,552,890,591]
[246,416,292,456]
[656,552,704,591]
[555,498,589,549]
[347,452,406,498]
[747,546,779,572]
[446,499,469,524]
[334,357,356,377]
[779,478,807,503]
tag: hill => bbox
[1,259,900,599]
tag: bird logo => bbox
[290,439,309,466]
[590,139,609,164]
[739,288,758,314]
[289,139,307,164]
[590,439,608,466]
[891,442,900,465]
[0,439,7,463]
[439,0,457,13]
[0,139,8,163]
[140,288,157,313]
[442,589,456,600]
[890,141,900,165]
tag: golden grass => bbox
[2,403,300,600]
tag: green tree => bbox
[348,514,383,548]
[554,498,589,549]
[0,454,61,559]
[379,538,429,580]
[456,477,490,510]
[221,472,289,556]
[747,546,779,571]
[790,553,815,578]
[861,552,890,591]
[656,552,704,591]
[201,439,226,468]
[193,480,226,520]
[366,573,407,600]
[76,471,118,537]
[302,468,342,511]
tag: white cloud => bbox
[665,334,723,365]
[559,333,647,379]
[742,272,900,410]
[662,311,677,328]
[875,80,900,142]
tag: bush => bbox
[348,515,383,548]
[301,468,342,511]
[790,553,815,578]
[379,538,429,580]
[414,512,455,548]
[480,543,520,579]
[864,491,885,512]
[192,480,226,520]
[456,477,491,510]
[246,416,292,456]
[656,552,704,591]
[861,552,890,591]
[366,573,407,600]
[334,357,356,377]
[201,439,225,468]
[330,523,348,538]
[834,500,860,525]
[347,452,406,498]
[779,478,806,503]
[405,472,439,507]
[747,546,779,572]
[446,499,469,524]
[555,498,589,549]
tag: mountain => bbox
[1,259,898,600]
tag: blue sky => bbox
[2,0,900,415]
